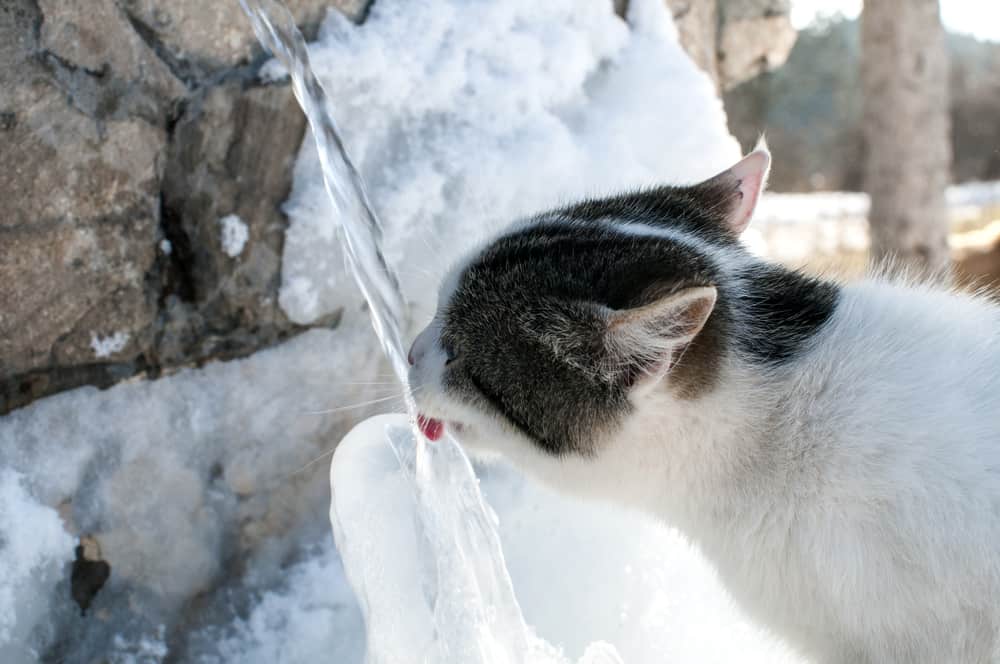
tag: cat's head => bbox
[408,148,770,465]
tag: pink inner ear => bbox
[727,150,770,234]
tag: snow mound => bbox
[271,0,739,325]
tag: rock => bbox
[37,0,187,106]
[0,0,166,411]
[71,537,111,615]
[156,80,307,366]
[659,0,796,89]
[118,0,369,76]
[664,0,720,84]
[0,78,162,378]
[717,1,797,88]
[0,0,365,412]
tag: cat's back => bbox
[813,279,1000,447]
[760,278,1000,662]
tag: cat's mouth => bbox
[416,414,465,442]
[416,414,444,441]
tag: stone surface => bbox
[156,80,315,366]
[718,12,797,88]
[120,0,368,76]
[38,0,187,106]
[0,0,165,390]
[0,0,363,413]
[660,0,796,89]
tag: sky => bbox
[791,0,1000,43]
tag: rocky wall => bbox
[0,0,793,413]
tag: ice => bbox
[218,214,250,258]
[328,415,798,664]
[193,547,364,664]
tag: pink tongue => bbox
[417,414,444,441]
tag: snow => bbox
[219,214,249,258]
[747,181,1000,263]
[0,326,386,660]
[0,471,73,663]
[270,0,738,325]
[190,549,364,664]
[0,0,821,660]
[89,331,130,358]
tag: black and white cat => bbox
[407,146,1000,664]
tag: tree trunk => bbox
[861,0,952,278]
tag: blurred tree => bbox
[861,0,952,277]
[726,22,1000,193]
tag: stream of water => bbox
[236,2,623,662]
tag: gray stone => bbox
[0,0,364,412]
[659,0,796,90]
[0,72,163,380]
[156,80,310,366]
[118,0,369,76]
[38,0,187,104]
[717,1,797,89]
[0,0,166,411]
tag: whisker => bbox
[301,385,425,416]
[301,394,407,415]
[279,446,339,481]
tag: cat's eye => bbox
[443,341,458,365]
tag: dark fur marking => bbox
[440,189,840,457]
[734,265,840,365]
[560,180,742,245]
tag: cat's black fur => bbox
[436,184,839,455]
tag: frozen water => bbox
[0,326,386,660]
[241,0,584,659]
[238,0,762,660]
[329,416,799,664]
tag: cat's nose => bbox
[407,346,415,366]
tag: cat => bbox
[407,146,1000,664]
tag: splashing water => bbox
[238,2,622,662]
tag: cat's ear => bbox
[605,286,717,387]
[698,139,770,235]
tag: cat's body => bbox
[408,148,1000,663]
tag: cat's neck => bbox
[617,360,784,529]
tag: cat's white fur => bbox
[411,149,1000,663]
[416,275,1000,663]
